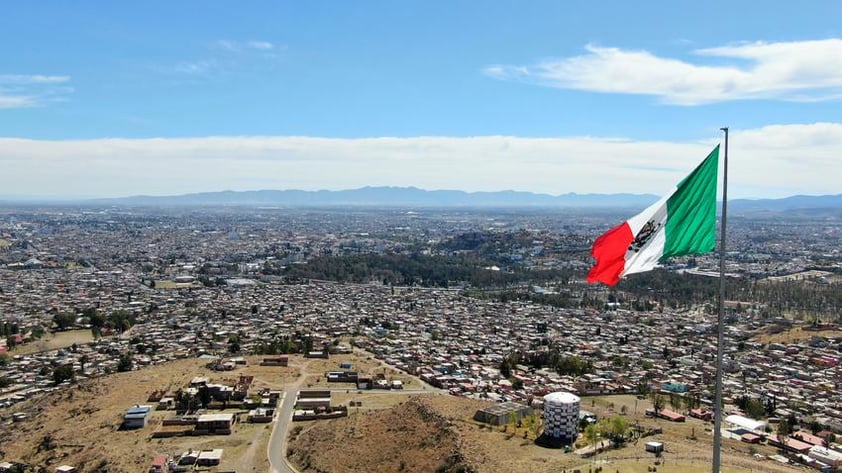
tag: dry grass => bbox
[10,329,94,355]
[289,394,802,473]
[299,352,419,389]
[753,326,842,345]
[1,353,804,473]
[151,280,201,290]
[0,356,297,472]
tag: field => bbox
[299,350,422,390]
[151,280,201,290]
[289,393,803,473]
[2,351,805,473]
[753,325,842,345]
[0,356,299,472]
[10,329,94,355]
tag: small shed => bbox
[645,441,664,454]
[196,449,223,466]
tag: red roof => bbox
[151,455,167,467]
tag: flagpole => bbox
[712,127,729,473]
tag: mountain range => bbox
[74,187,842,212]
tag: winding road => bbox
[266,350,442,473]
[268,388,300,473]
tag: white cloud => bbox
[0,75,70,84]
[0,94,36,109]
[247,41,274,50]
[484,39,842,105]
[1,123,840,199]
[0,74,72,108]
[173,59,220,75]
[212,39,278,52]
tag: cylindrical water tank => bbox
[542,392,580,442]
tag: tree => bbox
[117,353,133,372]
[79,354,89,375]
[609,415,629,447]
[198,385,211,409]
[777,420,792,453]
[651,393,666,416]
[669,393,681,411]
[53,364,75,385]
[53,312,76,330]
[585,423,600,462]
[745,398,765,419]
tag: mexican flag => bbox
[586,146,720,286]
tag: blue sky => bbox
[2,1,842,198]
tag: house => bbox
[645,442,664,454]
[196,449,223,467]
[296,390,331,410]
[809,445,842,469]
[123,405,153,429]
[689,408,713,421]
[768,434,813,454]
[195,413,235,434]
[178,451,199,466]
[149,455,168,473]
[55,467,77,473]
[326,371,358,383]
[473,402,532,426]
[305,351,329,359]
[357,375,373,390]
[247,408,274,423]
[260,356,289,366]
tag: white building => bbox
[543,392,580,442]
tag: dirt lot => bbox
[2,351,805,473]
[753,325,842,345]
[289,393,803,473]
[298,351,420,390]
[10,329,94,355]
[0,356,298,472]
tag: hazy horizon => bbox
[0,185,838,203]
[2,2,842,199]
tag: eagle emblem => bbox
[628,219,662,252]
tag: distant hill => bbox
[5,187,841,211]
[91,186,661,208]
[730,194,842,212]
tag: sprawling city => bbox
[1,202,841,472]
[3,2,842,472]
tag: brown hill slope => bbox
[0,357,274,472]
[288,396,478,473]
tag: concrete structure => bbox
[195,413,235,434]
[473,402,532,426]
[196,449,223,467]
[645,441,664,454]
[725,414,766,433]
[542,392,580,442]
[122,405,153,429]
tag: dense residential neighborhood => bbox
[1,206,842,471]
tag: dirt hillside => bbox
[289,396,479,473]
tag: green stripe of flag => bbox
[662,145,720,260]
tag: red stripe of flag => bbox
[586,222,634,286]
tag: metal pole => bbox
[712,127,729,473]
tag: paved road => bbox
[268,389,299,473]
[267,349,443,473]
